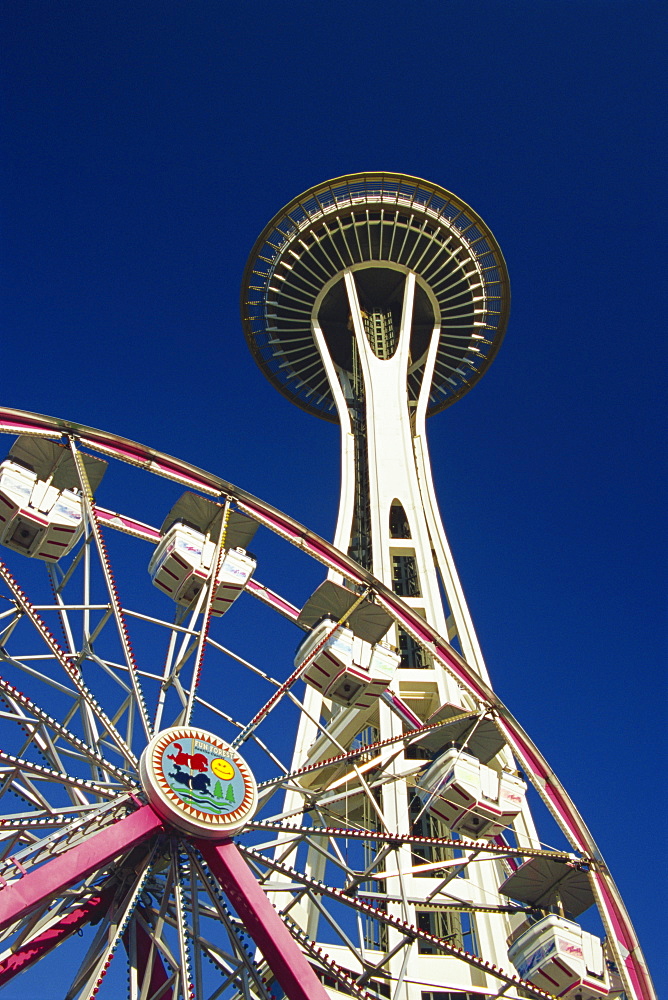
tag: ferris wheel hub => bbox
[139,726,258,839]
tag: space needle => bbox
[240,173,645,1000]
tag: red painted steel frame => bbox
[0,805,164,933]
[196,838,329,1000]
[0,890,173,996]
[0,889,114,986]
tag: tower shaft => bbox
[326,268,488,687]
[283,264,539,998]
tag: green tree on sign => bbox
[225,784,235,804]
[213,780,223,800]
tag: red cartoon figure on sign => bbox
[167,742,208,772]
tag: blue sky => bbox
[2,1,665,994]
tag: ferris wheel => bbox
[0,405,653,1000]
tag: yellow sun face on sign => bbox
[211,757,235,781]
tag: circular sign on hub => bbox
[140,727,257,838]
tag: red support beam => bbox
[0,888,114,987]
[196,838,329,1000]
[0,890,173,996]
[0,805,164,933]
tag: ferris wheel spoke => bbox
[0,677,137,794]
[134,897,268,1000]
[0,558,138,769]
[69,440,154,744]
[0,609,22,648]
[46,560,87,651]
[186,851,205,1000]
[185,846,279,1000]
[162,613,204,690]
[0,828,32,862]
[136,861,182,993]
[305,761,399,839]
[297,886,370,977]
[280,914,372,1000]
[126,847,184,999]
[135,851,274,1000]
[16,704,88,781]
[0,649,123,783]
[0,749,124,804]
[0,767,57,814]
[255,707,477,798]
[0,767,117,828]
[154,616,191,734]
[172,851,196,999]
[249,819,582,869]
[205,635,285,693]
[182,500,231,728]
[232,591,372,752]
[262,717,398,844]
[0,650,79,700]
[124,910,175,1000]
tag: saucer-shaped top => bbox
[241,172,509,421]
[140,726,257,839]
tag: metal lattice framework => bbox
[0,406,654,1000]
